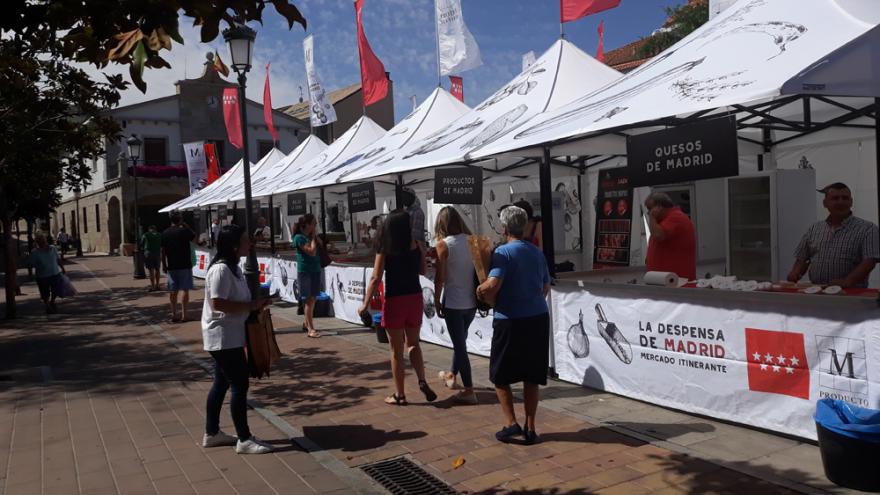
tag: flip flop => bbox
[384,393,407,406]
[307,330,322,338]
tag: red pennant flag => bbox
[263,63,279,143]
[560,0,621,23]
[355,0,389,107]
[222,87,243,149]
[204,142,221,184]
[449,76,464,102]
[596,21,605,62]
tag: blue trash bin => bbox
[314,291,331,317]
[815,398,880,492]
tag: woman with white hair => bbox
[476,206,550,445]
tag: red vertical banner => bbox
[204,142,221,184]
[560,0,621,23]
[449,76,464,102]
[596,21,605,62]
[263,63,279,143]
[355,0,389,107]
[222,87,243,149]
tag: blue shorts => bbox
[167,268,194,292]
[298,271,321,300]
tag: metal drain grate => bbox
[360,456,457,495]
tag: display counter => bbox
[550,278,879,440]
[193,245,878,440]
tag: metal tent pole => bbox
[269,195,276,255]
[319,187,327,234]
[540,147,556,277]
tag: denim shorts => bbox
[167,268,194,291]
[298,271,321,300]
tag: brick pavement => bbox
[1,256,853,494]
[0,258,375,495]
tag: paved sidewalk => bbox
[0,257,375,495]
[2,255,862,494]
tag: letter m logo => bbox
[829,349,855,378]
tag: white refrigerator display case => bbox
[725,169,816,282]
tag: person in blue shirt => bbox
[27,231,66,314]
[477,206,551,445]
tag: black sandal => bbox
[385,393,407,406]
[419,381,437,402]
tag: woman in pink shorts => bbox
[360,210,437,405]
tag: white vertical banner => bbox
[303,35,338,128]
[435,0,482,76]
[182,141,208,194]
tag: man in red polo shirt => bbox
[644,192,696,280]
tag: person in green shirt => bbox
[141,225,163,291]
[292,213,323,338]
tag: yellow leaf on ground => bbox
[452,456,466,469]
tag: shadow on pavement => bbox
[302,424,427,452]
[610,421,716,442]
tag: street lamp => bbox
[74,188,84,257]
[127,134,145,279]
[223,20,260,299]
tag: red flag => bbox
[745,328,810,400]
[213,50,230,77]
[263,63,279,143]
[204,142,221,184]
[355,0,389,107]
[222,87,243,149]
[449,76,464,102]
[560,0,621,23]
[596,21,605,62]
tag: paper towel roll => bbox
[644,271,679,287]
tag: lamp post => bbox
[74,188,84,257]
[127,135,146,279]
[223,20,260,299]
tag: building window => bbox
[82,207,88,234]
[62,212,66,232]
[95,204,101,232]
[143,137,167,167]
[257,140,274,159]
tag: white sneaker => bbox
[235,436,274,454]
[202,430,237,448]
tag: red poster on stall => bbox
[592,167,633,269]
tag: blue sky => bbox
[105,0,684,123]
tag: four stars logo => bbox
[745,328,809,400]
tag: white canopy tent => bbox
[258,116,388,198]
[292,87,472,190]
[194,147,287,209]
[467,0,880,159]
[243,134,328,201]
[343,38,622,183]
[158,157,248,213]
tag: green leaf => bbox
[130,47,147,93]
[271,0,307,30]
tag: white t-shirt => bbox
[201,263,251,351]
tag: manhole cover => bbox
[360,456,457,495]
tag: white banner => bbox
[274,258,299,303]
[326,265,368,325]
[551,283,880,440]
[436,0,482,76]
[182,141,208,194]
[418,275,493,358]
[303,35,338,128]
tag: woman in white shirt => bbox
[201,225,272,454]
[433,207,478,405]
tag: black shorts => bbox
[490,312,550,386]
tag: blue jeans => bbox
[444,308,476,388]
[206,348,251,440]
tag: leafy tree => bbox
[638,0,709,58]
[1,1,307,318]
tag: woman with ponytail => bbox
[292,213,322,338]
